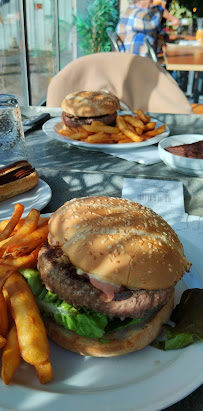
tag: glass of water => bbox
[0,94,27,167]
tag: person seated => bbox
[116,0,181,57]
[116,0,164,56]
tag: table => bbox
[163,44,203,72]
[20,106,203,409]
[163,44,203,102]
[21,106,203,217]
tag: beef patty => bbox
[38,243,174,320]
[61,111,117,127]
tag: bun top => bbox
[48,196,191,290]
[61,91,120,117]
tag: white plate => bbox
[158,135,203,176]
[0,179,52,220]
[0,233,202,411]
[42,117,170,152]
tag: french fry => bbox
[135,127,144,136]
[144,124,166,138]
[143,122,156,131]
[0,217,49,235]
[57,128,72,136]
[0,291,8,337]
[0,265,16,291]
[87,132,112,144]
[0,219,24,233]
[1,323,21,385]
[110,134,129,142]
[0,209,40,258]
[35,360,54,384]
[4,224,49,258]
[0,335,6,349]
[0,250,38,270]
[68,131,88,140]
[118,138,133,144]
[116,116,144,142]
[4,272,51,367]
[134,109,151,123]
[37,217,49,228]
[0,237,12,249]
[123,115,144,129]
[83,121,119,134]
[0,204,24,241]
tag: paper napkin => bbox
[122,177,203,253]
[122,178,185,225]
[105,145,161,165]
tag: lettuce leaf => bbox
[151,288,203,350]
[20,268,141,340]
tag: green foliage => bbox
[177,0,203,17]
[169,0,192,19]
[73,0,119,54]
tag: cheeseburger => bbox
[61,90,120,128]
[28,196,191,357]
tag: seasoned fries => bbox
[35,360,54,384]
[0,204,53,385]
[0,291,8,337]
[1,323,21,385]
[57,109,166,145]
[0,204,24,241]
[0,335,6,349]
[4,272,51,366]
[0,208,40,258]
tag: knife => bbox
[23,113,51,134]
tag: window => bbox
[0,0,74,105]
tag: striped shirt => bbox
[116,5,163,56]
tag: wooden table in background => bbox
[163,44,203,102]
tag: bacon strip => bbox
[88,275,121,303]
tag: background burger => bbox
[22,196,191,357]
[61,90,120,129]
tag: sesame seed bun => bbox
[61,91,120,117]
[48,196,191,291]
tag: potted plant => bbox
[73,0,119,54]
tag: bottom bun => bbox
[44,292,174,357]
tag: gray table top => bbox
[21,106,202,411]
[22,106,203,217]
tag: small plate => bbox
[158,135,203,176]
[0,179,52,220]
[42,117,170,152]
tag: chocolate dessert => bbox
[165,140,203,159]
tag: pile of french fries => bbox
[0,203,53,385]
[58,109,166,144]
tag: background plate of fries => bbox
[0,209,203,410]
[43,114,170,152]
[0,179,52,220]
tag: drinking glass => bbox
[0,94,27,167]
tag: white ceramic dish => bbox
[42,117,170,153]
[158,135,203,176]
[0,230,202,411]
[0,179,52,219]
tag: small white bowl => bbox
[158,135,203,176]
